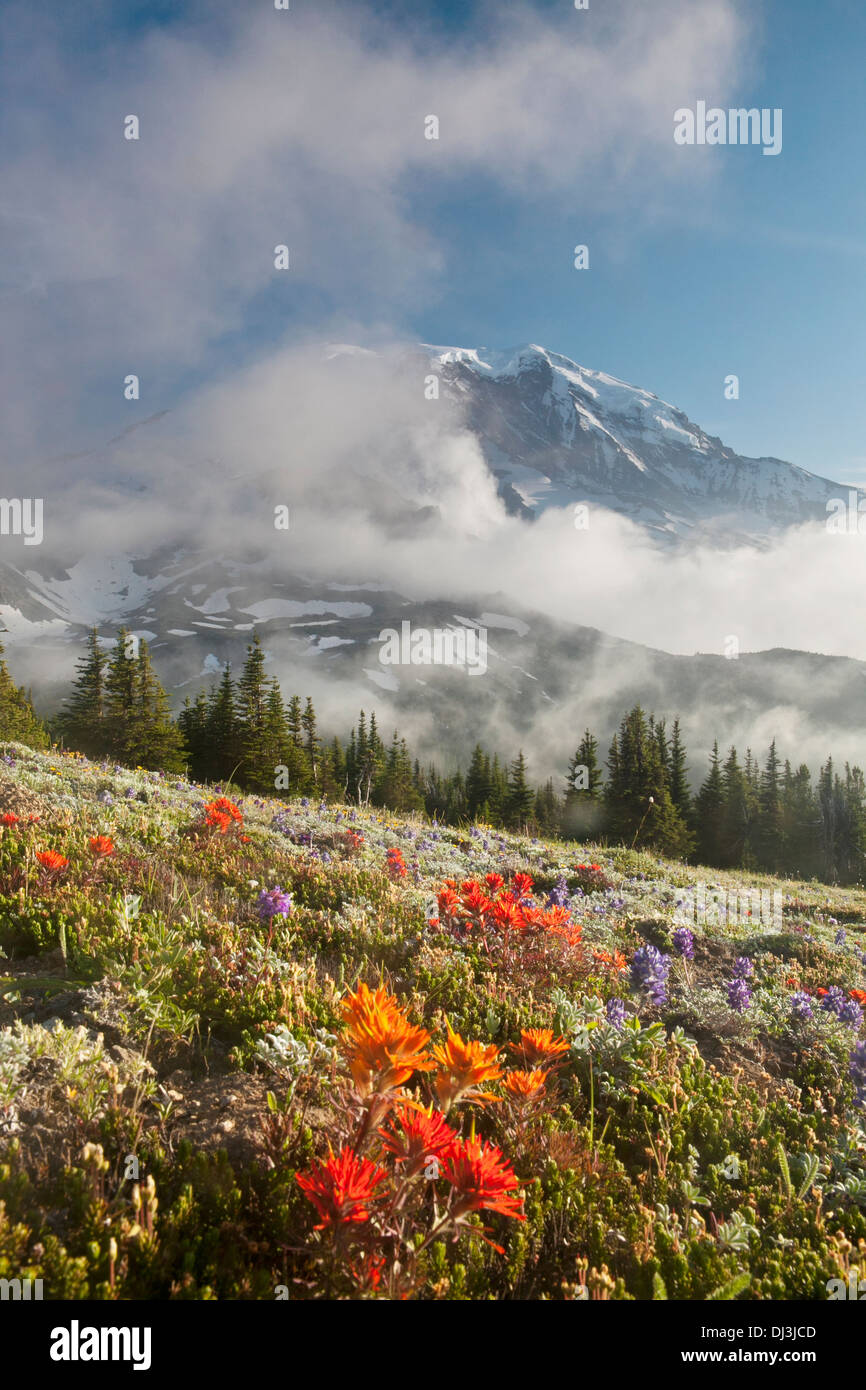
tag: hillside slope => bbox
[0,743,864,1300]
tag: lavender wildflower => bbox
[546,875,571,909]
[850,1041,866,1107]
[256,887,293,921]
[790,991,814,1022]
[835,927,847,947]
[839,998,864,1029]
[606,998,627,1030]
[630,944,671,1007]
[732,956,754,979]
[727,978,752,1013]
[672,927,695,960]
[821,986,847,1016]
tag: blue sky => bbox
[4,0,865,482]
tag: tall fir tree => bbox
[694,741,725,865]
[562,728,604,838]
[505,751,534,829]
[59,628,106,756]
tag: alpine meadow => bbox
[1,0,866,1350]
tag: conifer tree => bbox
[757,739,784,871]
[103,630,139,761]
[719,746,749,867]
[59,628,106,756]
[236,635,269,785]
[0,641,49,750]
[260,680,290,793]
[562,729,604,838]
[302,697,320,788]
[129,641,186,772]
[505,751,534,829]
[694,741,725,865]
[668,719,691,822]
[466,744,494,820]
[205,666,240,782]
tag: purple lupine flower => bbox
[835,928,847,947]
[790,991,814,1021]
[630,944,671,1007]
[672,927,695,960]
[850,1041,866,1106]
[839,998,864,1029]
[732,957,754,979]
[547,875,571,909]
[606,998,627,1030]
[821,986,847,1016]
[98,790,114,805]
[256,887,293,920]
[727,978,752,1013]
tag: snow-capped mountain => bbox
[426,343,852,542]
[2,339,864,771]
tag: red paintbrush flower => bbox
[296,1147,387,1229]
[485,873,504,891]
[36,849,68,871]
[511,872,534,897]
[88,835,115,856]
[442,1136,525,1223]
[1,813,19,826]
[491,897,525,933]
[437,886,460,920]
[379,1106,457,1176]
[460,882,492,925]
[211,797,242,822]
[386,847,407,878]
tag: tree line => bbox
[0,628,863,883]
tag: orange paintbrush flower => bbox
[442,1136,525,1225]
[211,796,242,822]
[340,982,433,1097]
[511,1027,570,1070]
[36,849,69,871]
[593,948,627,973]
[431,1026,503,1112]
[511,872,534,897]
[88,835,115,856]
[502,1068,547,1103]
[296,1146,387,1229]
[1,812,19,826]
